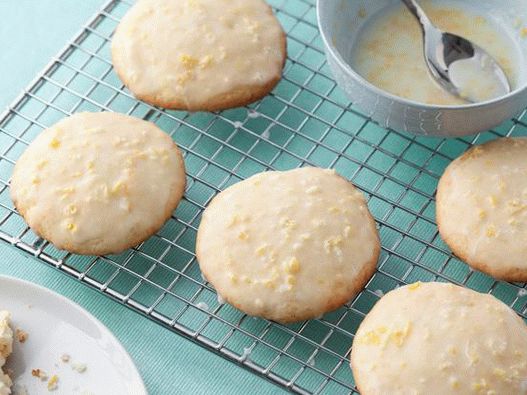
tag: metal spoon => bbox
[401,0,511,103]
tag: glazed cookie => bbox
[112,0,286,111]
[196,168,380,323]
[436,137,527,281]
[11,112,186,256]
[351,282,527,395]
[0,311,12,395]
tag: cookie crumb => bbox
[31,369,48,381]
[60,354,70,363]
[47,375,59,391]
[16,328,28,343]
[71,362,87,374]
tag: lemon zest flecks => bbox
[180,54,199,69]
[284,257,300,274]
[357,322,412,347]
[49,138,61,149]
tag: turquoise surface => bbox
[2,1,526,394]
[0,1,284,394]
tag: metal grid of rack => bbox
[0,0,526,393]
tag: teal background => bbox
[0,1,284,394]
[1,1,526,394]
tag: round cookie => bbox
[351,282,527,395]
[111,0,286,111]
[196,168,380,323]
[10,112,186,256]
[436,137,527,281]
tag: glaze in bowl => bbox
[317,0,527,137]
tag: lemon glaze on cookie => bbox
[436,137,527,281]
[196,168,380,323]
[112,0,286,111]
[10,112,186,256]
[351,282,527,395]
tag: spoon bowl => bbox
[402,0,511,103]
[317,0,527,137]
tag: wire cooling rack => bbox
[0,0,526,393]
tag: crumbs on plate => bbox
[32,369,59,392]
[60,353,87,373]
[15,328,28,343]
[29,355,88,393]
[71,363,87,374]
[47,375,58,391]
[31,369,48,381]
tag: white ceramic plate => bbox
[0,276,147,395]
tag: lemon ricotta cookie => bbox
[112,0,287,111]
[10,112,186,256]
[196,168,380,323]
[351,282,527,395]
[0,311,13,395]
[436,137,527,281]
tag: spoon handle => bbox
[401,0,433,30]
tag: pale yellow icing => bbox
[11,112,186,255]
[437,138,527,280]
[352,282,527,394]
[112,0,285,110]
[196,167,380,323]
